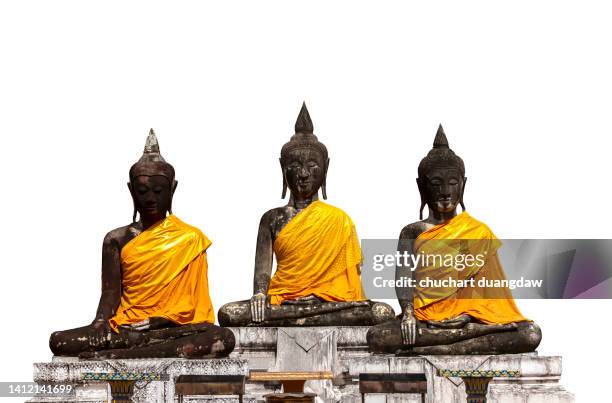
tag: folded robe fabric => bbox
[108,215,214,332]
[413,211,527,325]
[267,200,366,305]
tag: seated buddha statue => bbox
[367,125,541,354]
[218,103,394,326]
[49,130,235,359]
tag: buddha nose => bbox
[298,167,310,178]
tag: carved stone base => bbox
[229,326,574,403]
[28,357,248,403]
[30,327,574,402]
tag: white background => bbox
[0,1,610,402]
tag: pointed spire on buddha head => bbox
[418,124,465,177]
[293,101,314,134]
[128,129,177,222]
[281,102,328,159]
[129,129,175,182]
[417,124,467,219]
[433,123,449,148]
[280,102,330,200]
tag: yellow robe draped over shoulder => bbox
[109,215,215,332]
[413,211,527,325]
[267,200,366,305]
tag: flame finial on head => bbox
[129,128,175,181]
[418,123,465,178]
[281,102,328,162]
[294,102,314,134]
[143,128,162,154]
[433,124,449,149]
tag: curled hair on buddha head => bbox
[128,129,177,222]
[279,102,330,199]
[417,124,466,219]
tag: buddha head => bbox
[417,125,466,219]
[279,103,329,201]
[128,129,178,222]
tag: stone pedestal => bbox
[29,357,249,403]
[30,327,574,402]
[229,326,574,403]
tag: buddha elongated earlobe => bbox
[459,177,467,212]
[128,182,138,222]
[321,158,329,200]
[280,159,287,199]
[168,180,178,214]
[281,181,287,199]
[417,178,425,220]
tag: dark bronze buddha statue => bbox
[218,103,395,326]
[367,125,542,354]
[49,130,235,359]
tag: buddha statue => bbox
[218,103,394,326]
[49,130,235,359]
[367,125,542,354]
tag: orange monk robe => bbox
[267,200,366,305]
[109,215,215,332]
[413,211,527,325]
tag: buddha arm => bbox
[396,227,415,315]
[93,233,122,323]
[253,212,274,295]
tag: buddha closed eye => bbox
[422,167,465,214]
[132,175,173,216]
[284,149,327,199]
[288,160,321,174]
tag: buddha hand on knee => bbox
[250,292,267,322]
[88,319,112,349]
[401,307,417,346]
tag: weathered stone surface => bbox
[230,327,573,403]
[275,328,338,400]
[228,326,370,353]
[29,358,247,403]
[381,353,572,403]
[176,398,256,403]
[31,327,574,402]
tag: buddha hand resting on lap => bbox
[367,125,541,355]
[49,130,235,359]
[218,103,394,326]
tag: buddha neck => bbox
[425,207,458,225]
[288,193,319,212]
[140,213,168,231]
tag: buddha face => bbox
[420,166,465,214]
[130,175,174,220]
[283,148,328,200]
